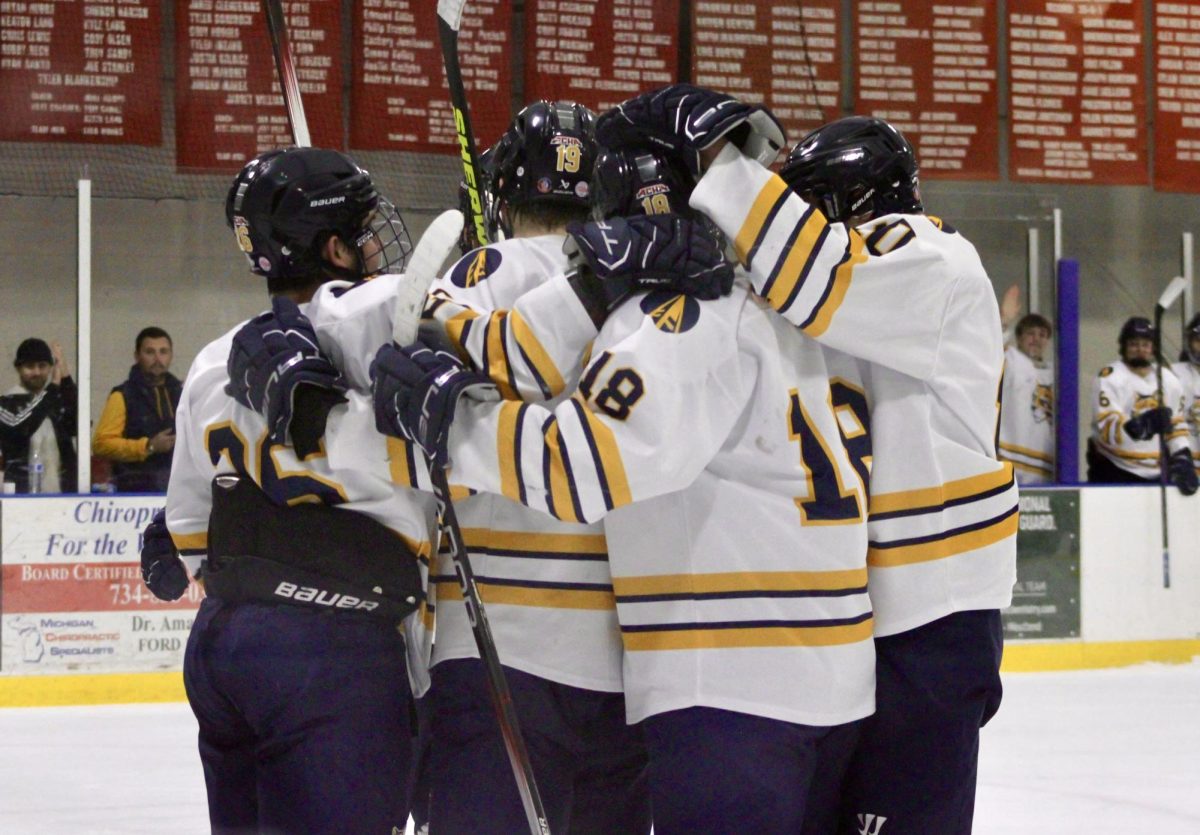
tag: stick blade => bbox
[437,0,469,30]
[1157,275,1188,311]
[392,209,465,345]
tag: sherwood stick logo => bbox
[454,106,488,246]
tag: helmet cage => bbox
[354,198,412,277]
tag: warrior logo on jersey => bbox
[1031,383,1053,424]
[449,247,503,288]
[640,290,700,334]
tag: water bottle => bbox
[30,446,44,494]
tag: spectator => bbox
[0,338,78,493]
[1087,316,1197,495]
[999,313,1055,483]
[1172,312,1200,475]
[93,327,182,492]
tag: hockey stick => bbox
[392,217,551,833]
[260,0,310,147]
[437,0,491,248]
[1154,275,1187,589]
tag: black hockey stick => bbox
[392,217,550,833]
[1154,275,1187,589]
[260,0,311,147]
[438,0,491,248]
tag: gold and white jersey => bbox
[691,145,1017,638]
[307,236,623,693]
[999,345,1055,484]
[165,314,440,692]
[1091,360,1189,479]
[1170,360,1200,471]
[446,277,875,727]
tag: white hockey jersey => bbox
[691,145,1017,638]
[999,345,1055,484]
[1170,360,1200,471]
[165,314,440,692]
[307,236,623,693]
[445,277,875,727]
[1090,360,1189,479]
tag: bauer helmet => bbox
[225,147,411,289]
[487,100,598,237]
[780,116,922,226]
[591,146,695,220]
[1184,312,1200,363]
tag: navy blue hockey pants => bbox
[423,658,651,834]
[183,596,415,835]
[837,608,1005,835]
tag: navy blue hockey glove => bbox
[563,214,734,320]
[226,296,347,454]
[1167,448,1198,496]
[140,509,189,602]
[370,341,496,467]
[595,84,787,178]
[1124,406,1172,441]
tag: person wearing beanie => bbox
[0,337,78,493]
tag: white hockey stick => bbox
[392,209,464,345]
[1154,275,1189,589]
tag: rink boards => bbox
[0,489,1197,706]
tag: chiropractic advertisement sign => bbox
[0,496,201,676]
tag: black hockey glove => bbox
[595,84,787,177]
[226,296,347,455]
[140,509,189,602]
[1167,448,1199,496]
[1124,406,1172,441]
[370,341,496,467]
[562,214,734,324]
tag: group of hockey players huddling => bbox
[139,83,1016,835]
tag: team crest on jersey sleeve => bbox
[639,290,700,333]
[449,248,503,288]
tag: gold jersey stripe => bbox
[868,510,1018,568]
[763,209,828,311]
[459,528,607,553]
[869,463,1013,516]
[434,578,616,610]
[386,436,415,487]
[1094,440,1160,461]
[545,420,580,523]
[804,231,867,337]
[170,531,207,551]
[613,568,868,596]
[497,401,523,503]
[998,441,1054,464]
[511,309,567,397]
[486,313,518,400]
[1005,458,1053,477]
[733,175,788,265]
[577,396,633,508]
[622,618,873,651]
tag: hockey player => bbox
[1171,312,1200,474]
[1087,316,1196,493]
[999,313,1056,483]
[592,86,1018,834]
[143,146,438,835]
[370,144,876,834]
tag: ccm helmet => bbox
[591,146,695,220]
[225,147,411,289]
[488,100,597,237]
[780,116,922,225]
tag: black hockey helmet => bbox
[1119,316,1156,347]
[225,147,411,288]
[591,146,695,220]
[488,100,598,237]
[780,116,923,226]
[1184,312,1200,363]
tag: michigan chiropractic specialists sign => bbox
[1002,488,1081,640]
[0,496,200,676]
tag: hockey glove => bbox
[1124,406,1173,441]
[595,84,787,178]
[140,509,189,601]
[1167,448,1199,496]
[370,341,496,467]
[226,296,347,454]
[563,214,734,323]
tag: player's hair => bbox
[135,327,172,352]
[781,116,923,225]
[1015,313,1052,339]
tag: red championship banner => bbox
[175,0,344,172]
[692,0,840,150]
[1153,2,1200,193]
[1008,0,1147,185]
[854,1,999,180]
[524,0,679,115]
[0,0,161,144]
[350,0,512,153]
